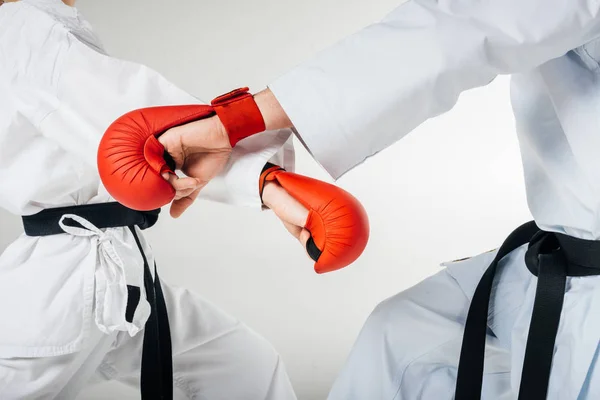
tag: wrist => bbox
[212,88,265,147]
[211,115,232,150]
[177,116,231,153]
[261,181,278,209]
[254,88,293,131]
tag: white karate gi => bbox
[0,1,296,398]
[270,0,600,398]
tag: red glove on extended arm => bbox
[97,88,369,272]
[97,88,264,211]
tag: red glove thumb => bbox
[260,165,370,273]
[97,105,214,211]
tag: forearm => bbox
[253,88,293,131]
[267,0,600,179]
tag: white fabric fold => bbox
[58,215,150,337]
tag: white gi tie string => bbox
[58,214,148,336]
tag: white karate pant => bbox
[0,282,296,400]
[329,246,600,400]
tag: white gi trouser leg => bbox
[90,283,296,400]
[328,246,600,400]
[0,283,295,400]
[0,215,295,400]
[0,328,117,399]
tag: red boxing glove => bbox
[97,88,265,211]
[260,165,370,274]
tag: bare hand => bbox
[262,181,311,252]
[158,116,232,218]
[158,88,292,218]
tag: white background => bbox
[0,0,532,398]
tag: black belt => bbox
[23,202,173,400]
[455,221,600,399]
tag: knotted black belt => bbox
[23,202,173,400]
[455,221,600,399]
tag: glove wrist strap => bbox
[258,162,284,201]
[211,87,266,147]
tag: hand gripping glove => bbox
[97,88,264,211]
[260,164,370,273]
